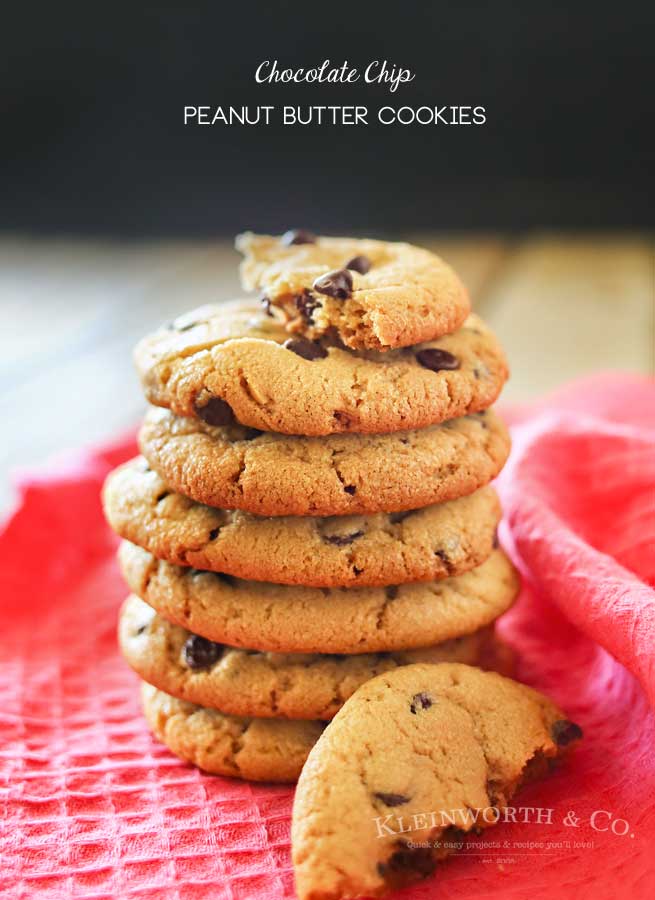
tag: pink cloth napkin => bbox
[0,371,653,899]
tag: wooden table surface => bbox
[1,234,653,513]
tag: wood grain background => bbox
[1,234,653,512]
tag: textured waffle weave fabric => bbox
[0,372,653,900]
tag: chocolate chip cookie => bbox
[119,542,520,654]
[134,300,508,436]
[236,232,470,351]
[141,682,322,782]
[103,459,501,587]
[120,595,512,720]
[139,406,510,517]
[292,663,582,900]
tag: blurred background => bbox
[0,1,653,510]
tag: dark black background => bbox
[2,1,653,236]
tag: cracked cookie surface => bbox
[119,542,520,654]
[292,662,582,900]
[120,595,512,720]
[139,406,510,517]
[141,681,322,782]
[103,459,501,587]
[236,232,470,351]
[133,300,508,436]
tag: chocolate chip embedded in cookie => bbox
[118,542,520,654]
[133,299,508,436]
[120,595,512,720]
[103,459,501,587]
[236,233,470,351]
[291,663,582,900]
[140,682,323,782]
[138,406,510,517]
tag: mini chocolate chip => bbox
[322,327,347,350]
[194,397,235,426]
[416,348,460,372]
[283,337,328,360]
[134,624,148,636]
[378,846,437,880]
[410,692,433,714]
[551,719,583,746]
[260,295,274,317]
[281,228,316,246]
[216,572,237,587]
[295,290,322,323]
[312,268,353,300]
[345,254,371,274]
[324,530,364,546]
[473,368,480,379]
[486,779,502,807]
[435,549,450,565]
[374,792,410,807]
[352,566,363,575]
[208,527,220,541]
[333,411,353,427]
[183,634,223,670]
[492,530,499,549]
[343,484,357,494]
[386,585,398,600]
[389,510,413,524]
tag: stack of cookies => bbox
[103,231,520,784]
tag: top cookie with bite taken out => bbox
[236,231,470,351]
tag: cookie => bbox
[139,406,510,517]
[134,300,508,436]
[236,232,470,351]
[120,595,512,720]
[292,663,582,900]
[141,682,322,782]
[119,542,520,654]
[103,459,501,587]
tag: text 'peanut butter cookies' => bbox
[236,232,470,351]
[119,542,520,654]
[134,300,508,436]
[141,682,322,783]
[139,406,510,517]
[120,595,512,721]
[292,663,582,900]
[103,459,501,587]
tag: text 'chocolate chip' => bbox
[194,397,235,426]
[183,635,223,669]
[313,268,353,300]
[416,348,460,372]
[346,255,371,274]
[281,229,316,246]
[283,337,328,360]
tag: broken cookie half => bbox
[291,662,582,900]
